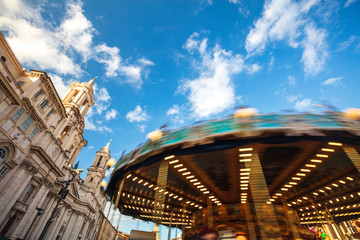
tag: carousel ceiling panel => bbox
[190,150,232,192]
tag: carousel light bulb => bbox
[106,158,116,167]
[234,108,258,118]
[239,153,252,157]
[165,155,175,160]
[343,108,360,120]
[328,142,342,146]
[240,159,252,162]
[321,148,334,152]
[239,148,253,152]
[100,180,107,188]
[146,129,163,141]
[169,159,179,164]
[310,159,322,163]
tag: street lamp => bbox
[38,168,82,240]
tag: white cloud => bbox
[338,35,357,51]
[138,58,155,66]
[166,104,185,124]
[246,63,262,74]
[57,0,95,61]
[48,74,71,98]
[85,85,114,133]
[137,124,146,133]
[105,166,114,177]
[245,0,329,74]
[126,105,150,122]
[344,0,358,7]
[94,44,121,77]
[268,55,275,71]
[287,75,296,86]
[85,116,113,133]
[179,33,248,118]
[322,77,342,86]
[0,0,152,89]
[95,44,147,89]
[295,98,314,111]
[0,0,86,76]
[286,94,300,103]
[96,86,111,102]
[105,109,119,121]
[167,105,180,115]
[301,24,327,74]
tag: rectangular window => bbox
[40,100,48,109]
[46,109,53,118]
[12,107,25,121]
[29,127,39,139]
[0,165,8,179]
[20,115,34,131]
[34,89,42,99]
[22,185,34,203]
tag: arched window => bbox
[18,81,25,86]
[0,147,6,164]
[59,126,70,141]
[96,156,103,167]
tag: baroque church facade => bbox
[0,31,112,239]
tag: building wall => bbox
[0,31,108,240]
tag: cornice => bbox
[0,31,24,75]
[29,70,67,119]
[0,71,22,105]
[30,145,64,177]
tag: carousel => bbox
[106,109,360,239]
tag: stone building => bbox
[0,31,111,239]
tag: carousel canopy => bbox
[107,113,360,230]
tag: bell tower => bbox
[62,77,96,117]
[84,140,112,189]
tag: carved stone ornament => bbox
[40,177,54,188]
[52,147,59,158]
[20,160,38,175]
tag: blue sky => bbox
[1,0,359,237]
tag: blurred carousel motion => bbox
[106,109,360,239]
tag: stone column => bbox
[46,205,68,239]
[69,147,82,166]
[79,218,90,240]
[80,104,91,116]
[12,185,49,238]
[63,129,79,150]
[72,91,84,105]
[53,119,69,138]
[32,193,58,239]
[61,210,79,239]
[69,214,84,239]
[0,162,34,225]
